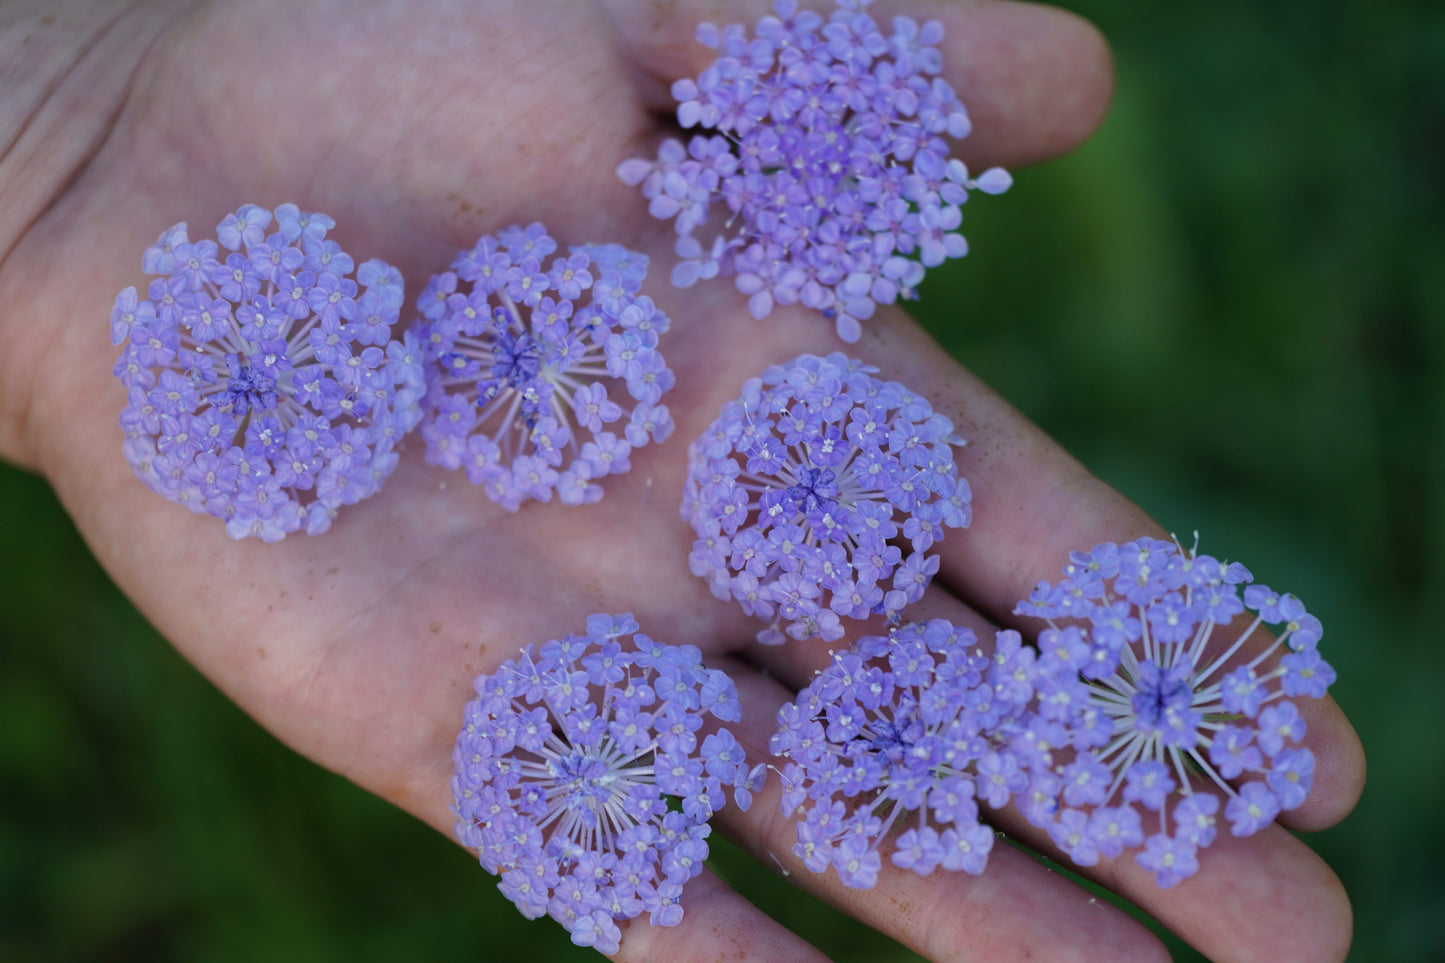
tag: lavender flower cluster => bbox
[619,0,1011,342]
[766,538,1335,892]
[111,204,423,540]
[451,614,762,953]
[771,620,1032,886]
[682,352,971,644]
[1009,538,1335,887]
[414,226,674,510]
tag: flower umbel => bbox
[451,614,761,953]
[771,620,1031,887]
[1011,537,1336,888]
[682,352,970,643]
[111,204,424,541]
[415,226,674,510]
[618,0,1011,342]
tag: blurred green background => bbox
[2,0,1441,959]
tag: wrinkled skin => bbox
[0,1,1364,960]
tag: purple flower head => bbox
[414,225,675,510]
[618,0,1010,342]
[770,619,1039,887]
[682,353,969,644]
[111,206,424,541]
[1009,536,1335,888]
[451,614,760,952]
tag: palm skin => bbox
[0,0,1365,960]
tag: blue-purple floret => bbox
[451,614,763,953]
[414,225,675,511]
[618,0,1010,342]
[1010,537,1336,888]
[770,620,1036,887]
[682,352,970,644]
[111,204,424,541]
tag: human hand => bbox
[0,0,1365,959]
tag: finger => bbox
[601,0,1113,168]
[709,654,1170,963]
[1008,811,1353,963]
[852,306,1367,831]
[616,868,832,963]
[729,587,1355,963]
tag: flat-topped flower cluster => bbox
[452,614,762,953]
[772,620,1031,886]
[111,204,424,540]
[1007,537,1334,887]
[414,228,675,510]
[621,0,1011,342]
[682,352,971,644]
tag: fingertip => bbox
[604,0,1116,167]
[1258,837,1354,963]
[1025,3,1117,160]
[1315,869,1356,963]
[1194,832,1355,963]
[1081,824,1355,963]
[940,1,1117,167]
[1279,696,1367,832]
[1254,834,1355,963]
[1326,709,1368,817]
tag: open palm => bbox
[0,0,1365,959]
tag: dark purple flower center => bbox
[1131,661,1195,733]
[552,752,618,812]
[490,330,543,388]
[868,710,924,766]
[786,466,839,514]
[223,355,278,415]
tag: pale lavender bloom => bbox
[619,0,1010,342]
[1136,833,1198,889]
[1008,537,1336,888]
[415,225,674,510]
[770,620,1037,888]
[682,353,970,643]
[1225,781,1281,836]
[112,206,423,540]
[451,614,761,953]
[217,203,271,251]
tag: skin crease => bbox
[0,1,1365,961]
